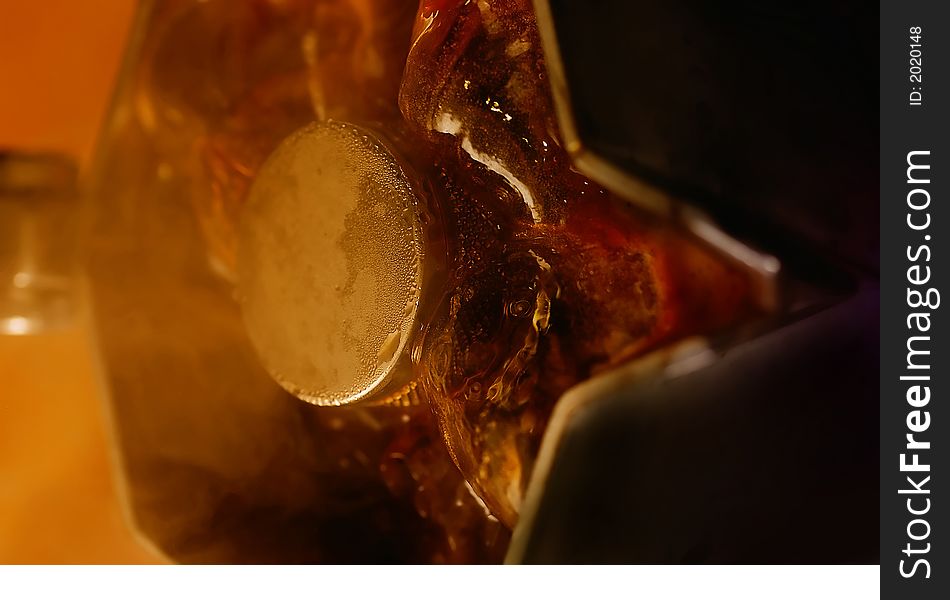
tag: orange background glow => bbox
[0,0,160,563]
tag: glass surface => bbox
[0,152,80,336]
[85,0,762,563]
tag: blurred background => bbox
[0,0,159,563]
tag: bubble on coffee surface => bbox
[237,121,424,405]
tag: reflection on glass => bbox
[0,152,80,336]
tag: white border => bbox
[1,565,878,600]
